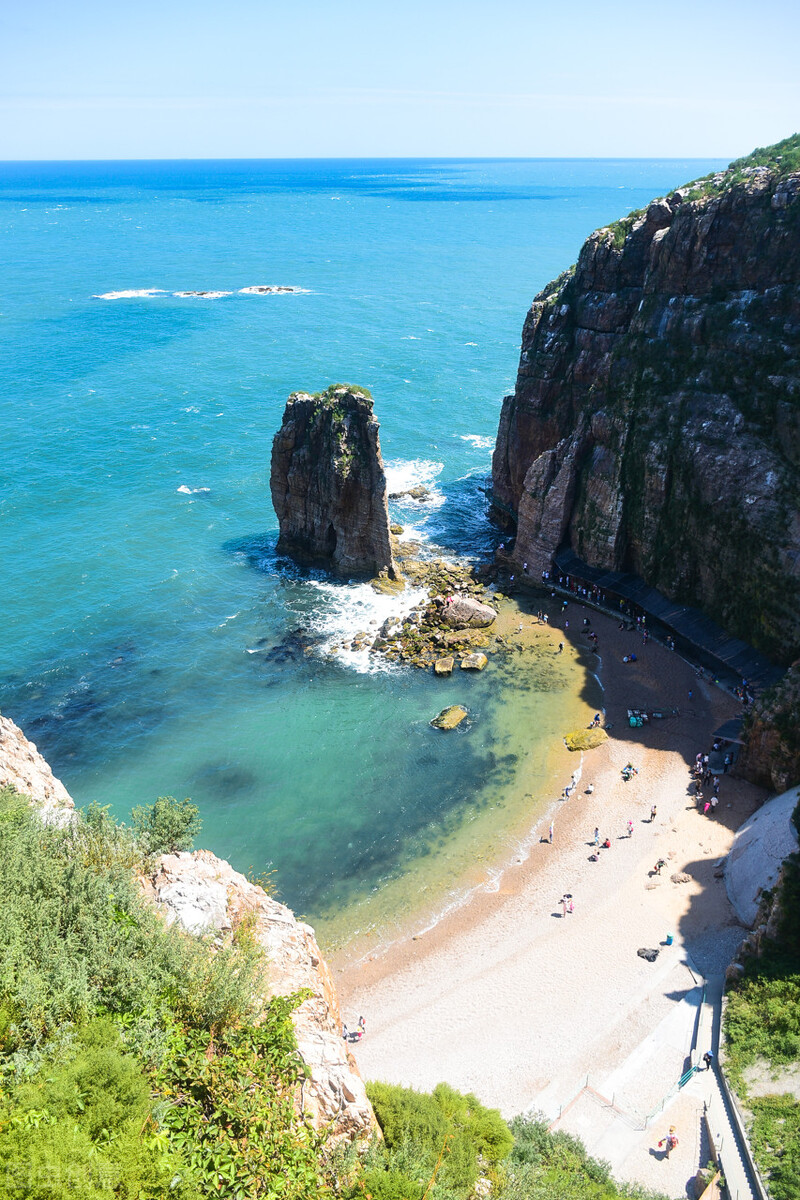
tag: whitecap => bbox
[93,288,166,299]
[177,485,211,495]
[297,579,429,674]
[401,335,420,340]
[459,434,494,450]
[173,290,232,299]
[385,458,444,500]
[463,341,478,346]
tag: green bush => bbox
[0,1019,200,1200]
[364,1081,512,1199]
[131,794,202,856]
[724,854,800,1199]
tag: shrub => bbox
[130,794,202,856]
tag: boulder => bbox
[440,595,497,629]
[431,705,469,730]
[434,657,455,675]
[461,653,488,671]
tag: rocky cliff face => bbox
[145,851,375,1142]
[492,139,800,664]
[271,384,398,580]
[737,660,800,791]
[0,712,75,824]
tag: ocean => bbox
[0,156,726,943]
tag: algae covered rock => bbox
[564,727,608,751]
[461,653,488,671]
[434,657,455,676]
[431,705,469,730]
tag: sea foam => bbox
[296,579,428,674]
[93,288,166,299]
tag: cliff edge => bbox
[492,135,800,664]
[271,384,398,580]
[2,712,374,1144]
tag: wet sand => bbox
[334,603,765,1124]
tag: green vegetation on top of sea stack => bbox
[311,382,373,402]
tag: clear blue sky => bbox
[1,0,798,159]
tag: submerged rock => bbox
[431,705,469,729]
[271,384,398,580]
[461,653,488,671]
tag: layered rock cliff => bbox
[271,384,398,580]
[492,136,800,664]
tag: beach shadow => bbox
[551,911,564,918]
[648,1146,670,1161]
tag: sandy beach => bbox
[335,601,766,1190]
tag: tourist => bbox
[602,837,612,849]
[593,827,600,846]
[357,1016,366,1038]
[658,1127,678,1157]
[654,858,666,875]
[626,819,633,838]
[549,822,554,844]
[703,1050,714,1071]
[557,642,564,653]
[650,805,657,822]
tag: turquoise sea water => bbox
[0,157,726,934]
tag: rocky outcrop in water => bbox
[0,712,75,824]
[145,851,376,1142]
[738,660,800,791]
[271,384,398,580]
[492,137,800,664]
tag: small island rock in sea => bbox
[270,384,399,582]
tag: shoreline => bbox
[316,589,599,954]
[333,600,767,1178]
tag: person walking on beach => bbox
[593,827,600,846]
[557,642,564,654]
[654,858,667,875]
[658,1127,678,1157]
[549,821,554,844]
[650,805,657,822]
[626,819,634,838]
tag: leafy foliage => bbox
[724,853,800,1200]
[499,1116,665,1200]
[154,996,330,1198]
[131,794,202,857]
[0,787,330,1198]
[0,1019,200,1200]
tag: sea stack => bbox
[270,384,399,580]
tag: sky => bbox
[1,0,798,160]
